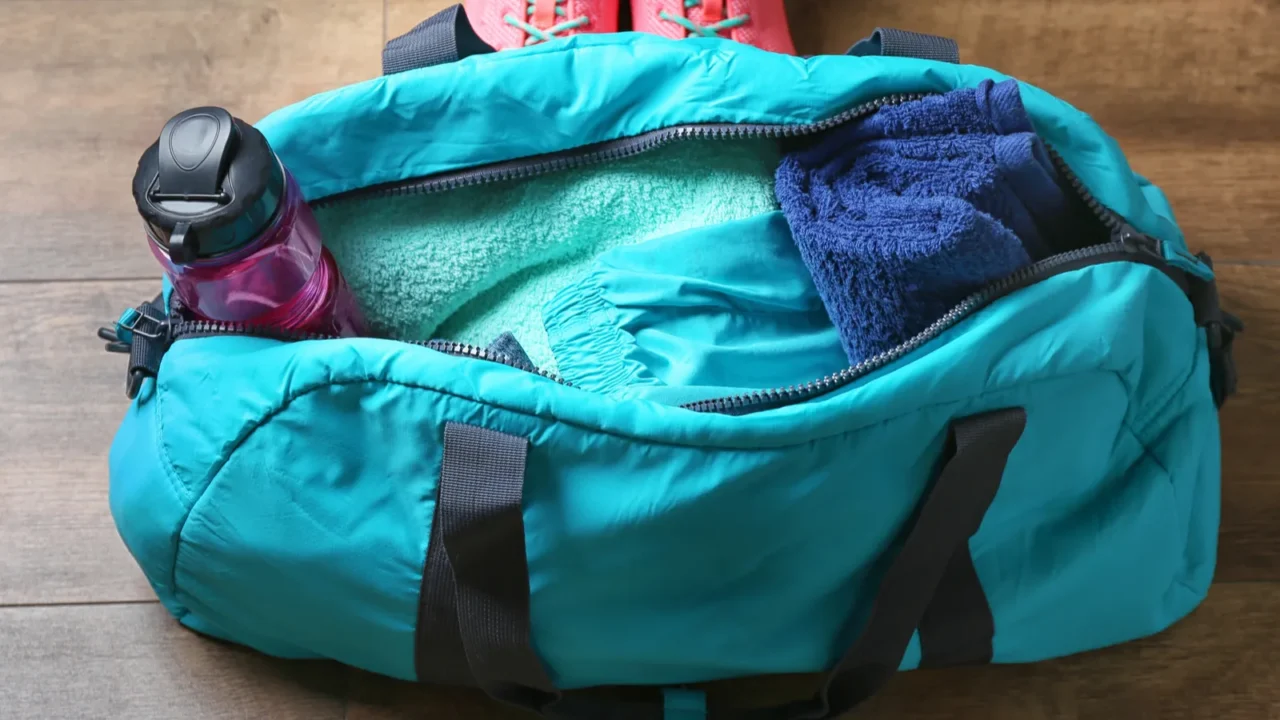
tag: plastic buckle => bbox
[102,296,171,400]
[116,304,166,343]
[125,367,149,400]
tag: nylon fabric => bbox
[421,409,1021,720]
[542,212,846,397]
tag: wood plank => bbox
[786,0,1280,262]
[0,0,383,282]
[386,1,460,40]
[0,280,161,604]
[1214,264,1280,581]
[788,0,1280,135]
[0,602,345,720]
[1119,143,1280,263]
[344,583,1280,719]
[346,673,525,720]
[857,582,1280,718]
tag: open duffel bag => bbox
[106,7,1242,719]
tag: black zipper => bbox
[679,236,1174,414]
[309,93,932,208]
[125,92,1187,414]
[677,145,1185,414]
[168,319,569,385]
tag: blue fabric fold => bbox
[776,79,1097,365]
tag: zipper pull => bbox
[98,295,171,399]
[1115,224,1165,261]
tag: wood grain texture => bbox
[386,1,462,40]
[0,0,383,282]
[344,584,1280,719]
[0,280,160,604]
[0,603,346,720]
[1214,264,1280,581]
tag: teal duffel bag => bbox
[104,6,1241,718]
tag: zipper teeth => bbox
[169,321,569,384]
[1045,144,1123,235]
[420,340,568,384]
[310,94,931,207]
[175,320,331,343]
[678,242,1131,413]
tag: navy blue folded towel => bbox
[775,79,1094,365]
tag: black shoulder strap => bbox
[435,423,559,708]
[417,408,1026,719]
[847,27,960,64]
[383,4,496,75]
[737,407,1024,719]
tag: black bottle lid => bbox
[132,107,285,264]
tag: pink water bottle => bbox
[132,107,366,337]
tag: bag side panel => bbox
[114,263,1214,686]
[108,381,189,619]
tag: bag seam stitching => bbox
[1122,360,1216,605]
[1130,334,1206,439]
[154,379,194,506]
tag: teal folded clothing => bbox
[775,79,1102,365]
[543,212,848,400]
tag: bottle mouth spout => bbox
[133,106,285,265]
[155,107,238,201]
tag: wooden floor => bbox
[1,0,1276,717]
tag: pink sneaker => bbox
[631,0,795,54]
[465,0,618,50]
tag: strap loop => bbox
[383,4,495,75]
[1188,252,1243,408]
[847,28,960,63]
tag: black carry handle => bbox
[725,407,1025,719]
[533,409,1026,720]
[424,410,1027,718]
[847,28,959,64]
[383,4,495,75]
[420,408,1027,719]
